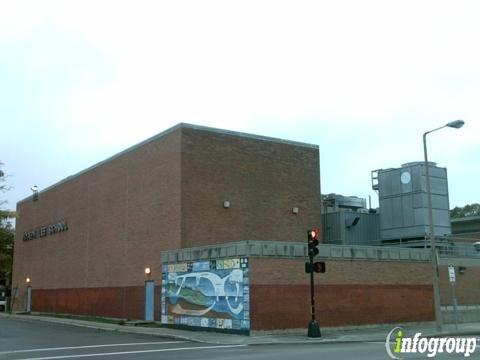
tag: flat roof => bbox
[18,123,319,205]
[451,215,480,224]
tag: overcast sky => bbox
[1,0,479,213]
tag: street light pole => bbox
[422,120,464,333]
[423,132,443,332]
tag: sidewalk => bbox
[1,312,479,345]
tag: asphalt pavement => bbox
[1,312,478,345]
[0,313,479,359]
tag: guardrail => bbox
[437,242,480,259]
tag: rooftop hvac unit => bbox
[373,162,451,241]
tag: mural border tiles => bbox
[161,257,250,334]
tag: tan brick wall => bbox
[181,128,321,247]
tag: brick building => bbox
[12,123,445,333]
[12,124,320,325]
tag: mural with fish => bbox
[161,257,250,332]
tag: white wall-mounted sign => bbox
[448,265,456,283]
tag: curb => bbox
[2,313,479,346]
[1,313,383,345]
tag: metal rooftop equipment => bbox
[322,193,367,212]
[321,194,380,245]
[372,162,452,243]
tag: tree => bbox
[0,162,15,218]
[450,203,480,219]
[0,162,15,288]
[0,220,14,286]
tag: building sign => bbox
[23,220,68,241]
[161,257,250,333]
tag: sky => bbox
[1,0,479,215]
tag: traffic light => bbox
[306,228,323,338]
[305,261,326,273]
[313,261,326,273]
[307,228,320,257]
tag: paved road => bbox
[0,318,474,359]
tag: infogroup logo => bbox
[385,327,478,359]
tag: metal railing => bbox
[161,240,432,263]
[437,242,480,258]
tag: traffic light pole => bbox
[308,252,321,337]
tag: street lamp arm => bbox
[423,125,447,137]
[424,120,464,137]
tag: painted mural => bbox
[161,258,250,332]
